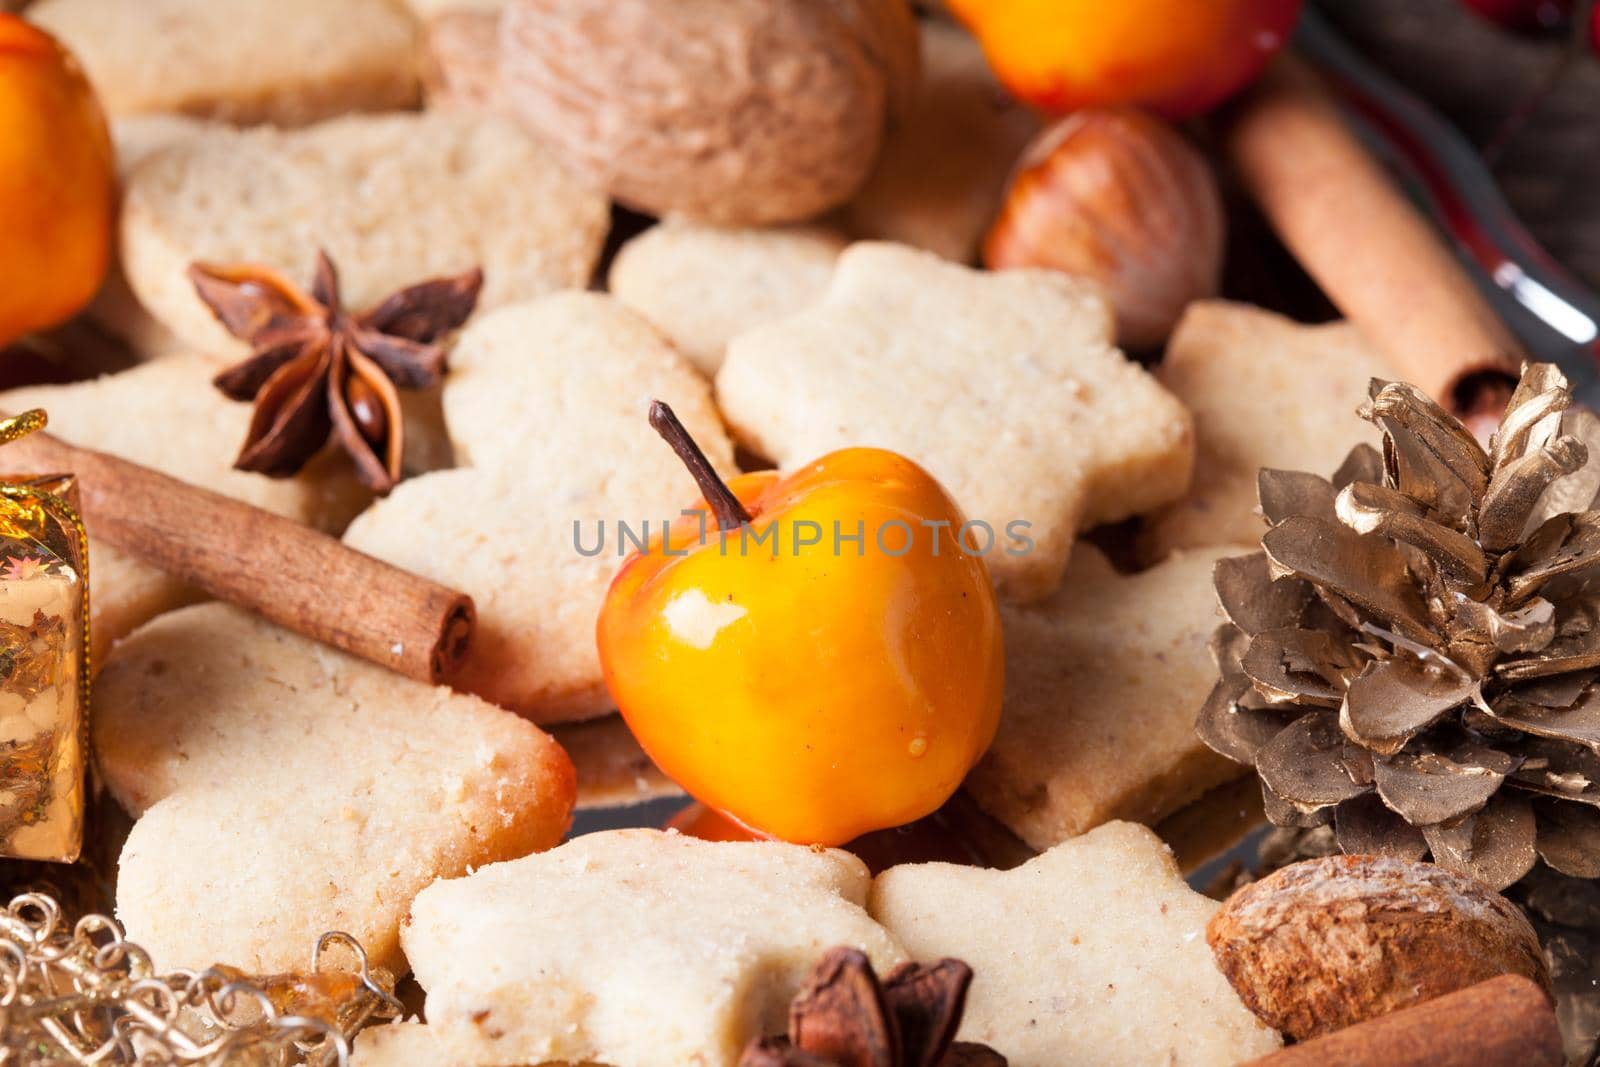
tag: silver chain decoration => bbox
[0,893,401,1065]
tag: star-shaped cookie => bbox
[964,543,1250,850]
[343,291,736,722]
[350,1018,608,1067]
[95,602,575,973]
[404,828,905,1067]
[1140,301,1393,562]
[869,821,1282,1066]
[0,357,367,659]
[717,242,1194,602]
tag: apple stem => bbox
[648,400,752,532]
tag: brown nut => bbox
[1207,854,1550,1041]
[984,107,1223,352]
[500,0,919,225]
[419,10,503,115]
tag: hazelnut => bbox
[498,0,919,226]
[984,107,1224,351]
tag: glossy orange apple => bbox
[599,403,1004,847]
[0,15,113,346]
[948,0,1303,119]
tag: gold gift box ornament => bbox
[0,409,89,863]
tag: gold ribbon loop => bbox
[0,408,47,447]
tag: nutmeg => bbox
[1207,854,1551,1042]
[499,0,919,226]
[984,107,1224,351]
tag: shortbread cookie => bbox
[84,267,186,364]
[26,0,419,125]
[551,715,681,809]
[354,1021,587,1067]
[344,292,735,721]
[718,242,1194,601]
[397,388,457,478]
[870,821,1282,1066]
[1140,302,1392,562]
[121,111,610,357]
[608,221,846,375]
[842,19,1038,262]
[96,603,576,973]
[405,828,905,1067]
[405,0,505,15]
[111,114,214,176]
[353,1023,502,1062]
[85,115,215,361]
[0,358,367,659]
[352,1023,454,1067]
[965,544,1250,850]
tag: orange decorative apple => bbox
[947,0,1303,119]
[599,403,1004,847]
[0,15,114,346]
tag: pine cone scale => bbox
[1215,553,1311,634]
[1338,656,1473,757]
[1240,628,1352,706]
[1257,715,1373,813]
[1261,515,1434,644]
[1422,793,1536,889]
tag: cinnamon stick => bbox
[1242,975,1562,1067]
[1225,55,1524,418]
[0,428,473,685]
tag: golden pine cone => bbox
[1199,363,1600,890]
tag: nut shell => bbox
[1207,854,1550,1040]
[984,107,1223,351]
[419,10,502,115]
[500,0,918,225]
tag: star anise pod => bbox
[740,947,1005,1067]
[190,251,482,493]
[1199,362,1600,891]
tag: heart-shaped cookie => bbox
[343,291,735,722]
[120,110,609,357]
[27,0,419,125]
[95,602,575,972]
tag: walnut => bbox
[499,0,919,225]
[419,10,503,115]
